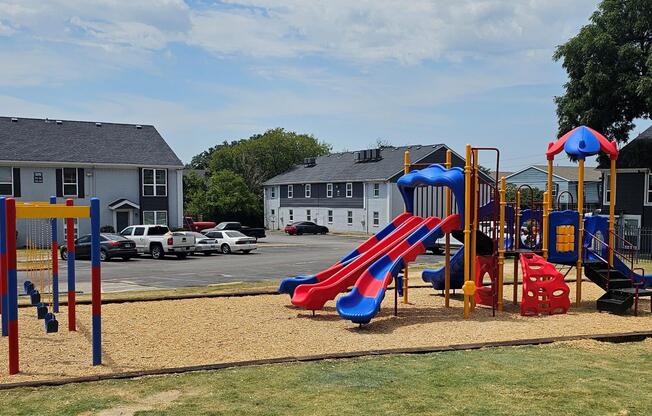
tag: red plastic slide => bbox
[291,216,431,310]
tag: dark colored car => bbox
[60,233,137,261]
[284,221,329,235]
[214,222,266,240]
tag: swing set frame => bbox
[0,197,102,375]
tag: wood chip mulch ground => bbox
[1,282,650,384]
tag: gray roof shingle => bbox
[598,125,652,169]
[0,116,183,167]
[263,144,445,185]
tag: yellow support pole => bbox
[609,159,617,267]
[547,159,554,210]
[543,191,549,260]
[463,145,472,319]
[470,148,479,311]
[498,177,505,311]
[444,150,452,307]
[513,190,520,305]
[576,159,585,306]
[403,150,410,304]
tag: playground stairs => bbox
[584,262,652,314]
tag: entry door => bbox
[116,211,130,233]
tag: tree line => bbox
[184,128,331,226]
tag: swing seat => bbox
[24,281,35,295]
[30,290,41,305]
[44,313,58,333]
[36,302,48,319]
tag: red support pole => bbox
[66,198,76,332]
[6,198,18,374]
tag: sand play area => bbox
[1,282,650,385]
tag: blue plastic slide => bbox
[421,246,465,290]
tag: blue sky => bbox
[1,0,644,170]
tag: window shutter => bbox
[56,168,63,197]
[77,168,85,198]
[12,168,21,197]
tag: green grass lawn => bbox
[1,340,651,415]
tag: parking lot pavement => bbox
[16,231,445,294]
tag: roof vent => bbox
[354,148,383,163]
[96,122,102,127]
[45,118,50,123]
[303,157,316,167]
[11,117,18,122]
[135,125,142,129]
[56,120,62,125]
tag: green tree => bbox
[183,171,209,219]
[208,128,331,193]
[554,0,652,148]
[184,128,331,226]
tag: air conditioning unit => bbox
[373,148,382,160]
[354,152,363,163]
[303,157,316,167]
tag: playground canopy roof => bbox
[546,126,618,161]
[0,116,183,167]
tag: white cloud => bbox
[0,0,597,63]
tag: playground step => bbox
[606,278,635,290]
[597,291,634,314]
[613,288,652,297]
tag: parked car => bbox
[202,230,257,254]
[178,231,219,256]
[120,225,195,259]
[211,222,266,240]
[60,233,137,261]
[183,216,217,232]
[284,221,329,235]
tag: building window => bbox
[142,168,167,197]
[647,174,652,205]
[271,209,275,217]
[328,210,333,223]
[33,172,43,184]
[0,167,12,195]
[373,183,380,198]
[271,187,276,198]
[326,183,333,198]
[373,211,379,226]
[347,210,353,225]
[64,218,78,241]
[346,183,353,198]
[288,185,293,198]
[143,210,168,225]
[305,184,311,198]
[289,209,294,221]
[306,209,311,221]
[603,173,611,204]
[63,168,78,196]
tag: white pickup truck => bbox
[120,225,195,259]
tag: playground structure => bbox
[280,125,652,324]
[0,197,102,375]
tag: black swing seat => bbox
[23,280,35,295]
[44,313,58,333]
[36,302,48,319]
[30,290,41,305]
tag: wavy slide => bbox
[421,246,465,290]
[278,212,414,297]
[337,214,461,324]
[291,216,431,310]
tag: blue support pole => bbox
[0,197,7,337]
[90,198,102,366]
[50,196,59,313]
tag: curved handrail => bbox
[556,191,574,210]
